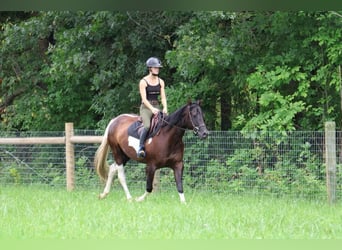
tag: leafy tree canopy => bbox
[1,11,341,131]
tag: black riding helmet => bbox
[146,57,163,68]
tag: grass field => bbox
[1,185,342,239]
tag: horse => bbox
[94,100,209,203]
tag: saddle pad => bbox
[127,120,144,139]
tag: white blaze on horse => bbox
[94,100,208,203]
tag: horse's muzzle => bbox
[198,129,209,139]
[193,124,208,139]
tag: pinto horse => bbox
[94,100,208,203]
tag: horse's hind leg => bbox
[116,164,132,201]
[99,163,118,199]
[99,163,132,201]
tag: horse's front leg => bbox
[174,161,186,204]
[136,165,155,202]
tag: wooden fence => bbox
[0,123,102,191]
[325,121,337,204]
[0,122,339,203]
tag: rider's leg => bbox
[137,128,148,158]
[138,104,152,158]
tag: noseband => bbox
[188,106,206,135]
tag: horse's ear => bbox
[187,98,192,105]
[196,99,202,106]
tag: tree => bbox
[0,11,192,130]
[1,11,341,132]
[241,11,342,131]
[0,11,54,130]
[166,12,237,130]
[167,11,342,131]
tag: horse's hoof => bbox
[98,193,107,199]
[135,197,144,202]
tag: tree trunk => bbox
[220,92,231,130]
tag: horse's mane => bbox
[162,103,188,129]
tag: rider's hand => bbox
[151,107,160,115]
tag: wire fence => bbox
[1,130,341,201]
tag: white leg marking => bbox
[117,164,132,201]
[99,163,118,199]
[179,192,186,204]
[136,191,150,202]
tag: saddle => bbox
[127,112,164,139]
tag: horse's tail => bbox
[94,122,111,182]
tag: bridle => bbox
[188,107,206,136]
[162,105,206,135]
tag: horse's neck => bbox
[161,124,185,146]
[166,106,188,128]
[162,109,187,140]
[166,114,187,130]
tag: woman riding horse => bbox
[94,100,208,203]
[137,57,168,158]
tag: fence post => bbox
[65,122,75,191]
[325,121,337,204]
[153,169,160,192]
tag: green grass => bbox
[1,185,342,239]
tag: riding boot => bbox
[137,128,148,158]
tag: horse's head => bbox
[188,100,209,139]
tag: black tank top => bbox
[144,78,161,101]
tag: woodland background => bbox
[0,11,341,132]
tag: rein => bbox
[161,117,187,132]
[161,105,205,135]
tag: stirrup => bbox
[137,147,146,158]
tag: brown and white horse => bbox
[94,100,208,203]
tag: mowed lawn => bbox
[1,185,342,239]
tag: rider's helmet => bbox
[146,57,163,68]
